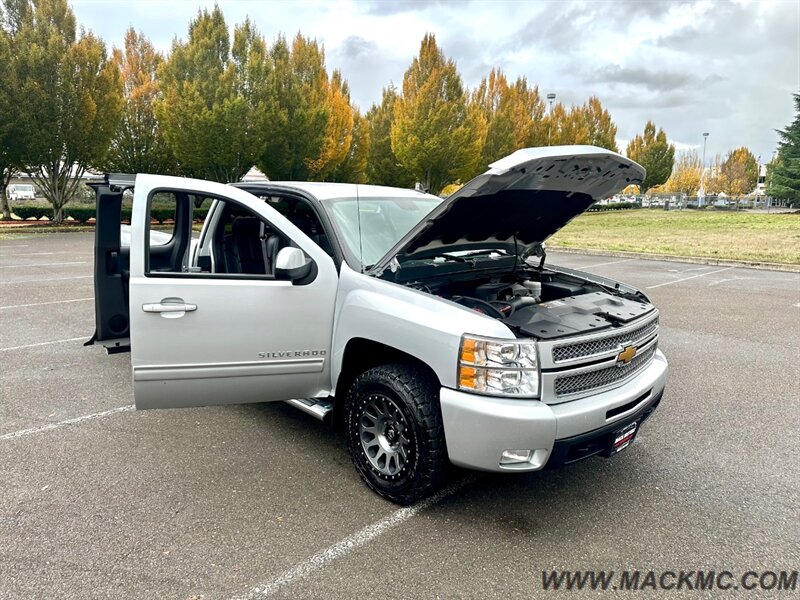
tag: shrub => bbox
[587,201,639,212]
[65,206,96,223]
[193,207,209,222]
[12,205,49,220]
[150,208,174,224]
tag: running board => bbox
[285,398,333,423]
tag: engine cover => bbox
[505,291,655,339]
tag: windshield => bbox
[15,185,34,192]
[324,196,441,269]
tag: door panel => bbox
[129,175,338,409]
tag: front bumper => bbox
[439,349,668,472]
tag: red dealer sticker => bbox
[612,421,638,454]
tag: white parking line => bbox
[1,251,62,256]
[236,474,478,599]
[0,245,29,248]
[0,405,135,441]
[0,297,93,310]
[0,261,88,269]
[584,258,632,268]
[647,267,733,290]
[0,336,87,352]
[0,275,93,284]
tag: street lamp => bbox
[699,132,709,206]
[547,93,556,146]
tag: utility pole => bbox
[699,132,709,206]
[547,93,556,146]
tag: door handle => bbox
[142,302,197,313]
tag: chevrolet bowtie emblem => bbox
[617,345,637,365]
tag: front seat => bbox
[223,217,281,275]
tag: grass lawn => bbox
[549,209,800,265]
[3,208,799,265]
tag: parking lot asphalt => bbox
[1,233,798,599]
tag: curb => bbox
[548,247,800,273]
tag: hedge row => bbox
[586,201,639,212]
[6,205,209,223]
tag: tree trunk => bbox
[0,187,10,221]
[53,204,65,224]
[0,169,12,220]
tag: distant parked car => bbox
[9,184,36,202]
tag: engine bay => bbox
[410,269,655,340]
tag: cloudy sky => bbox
[72,0,799,162]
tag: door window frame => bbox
[143,187,315,283]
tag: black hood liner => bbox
[399,189,594,259]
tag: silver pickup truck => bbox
[88,146,667,504]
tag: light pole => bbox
[699,132,709,206]
[547,93,556,146]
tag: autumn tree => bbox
[329,109,369,183]
[258,34,354,181]
[703,153,725,195]
[103,28,174,174]
[306,69,354,180]
[767,93,800,206]
[580,96,618,151]
[664,150,702,195]
[365,86,414,187]
[626,121,675,193]
[12,0,122,222]
[471,70,546,168]
[718,147,758,197]
[391,34,478,193]
[546,103,590,146]
[155,9,269,183]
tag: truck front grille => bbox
[554,345,657,397]
[552,317,659,363]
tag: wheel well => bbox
[332,338,440,429]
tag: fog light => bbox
[500,449,533,465]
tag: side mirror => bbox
[275,246,313,283]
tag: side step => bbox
[285,398,334,423]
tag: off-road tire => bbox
[344,363,446,505]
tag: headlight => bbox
[458,334,539,397]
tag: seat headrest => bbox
[231,216,265,237]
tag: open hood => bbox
[369,145,644,274]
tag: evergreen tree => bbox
[767,93,800,206]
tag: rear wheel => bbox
[345,363,446,505]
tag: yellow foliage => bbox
[663,150,702,195]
